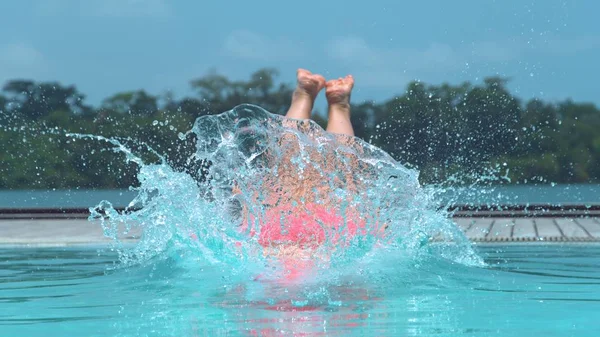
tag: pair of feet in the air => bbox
[285,69,355,136]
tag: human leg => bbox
[285,69,326,120]
[325,75,355,136]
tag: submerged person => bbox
[235,69,380,265]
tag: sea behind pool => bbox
[1,184,599,209]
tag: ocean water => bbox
[2,184,600,209]
[1,245,598,336]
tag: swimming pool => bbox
[1,245,598,336]
[2,106,598,336]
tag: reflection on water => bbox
[1,245,599,336]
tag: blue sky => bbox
[0,0,598,110]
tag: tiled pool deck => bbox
[0,218,140,247]
[1,210,599,246]
[454,217,600,243]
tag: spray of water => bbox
[70,104,482,280]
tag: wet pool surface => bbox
[1,245,599,336]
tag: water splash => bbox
[73,104,483,277]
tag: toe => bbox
[297,68,312,78]
[316,76,326,89]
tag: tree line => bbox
[1,68,599,189]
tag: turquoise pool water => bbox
[2,106,597,336]
[1,245,598,336]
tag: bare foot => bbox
[296,69,326,98]
[325,75,354,107]
[285,69,326,120]
[325,75,355,136]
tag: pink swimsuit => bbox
[254,203,366,248]
[235,203,380,282]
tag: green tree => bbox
[2,69,600,188]
[189,68,293,116]
[2,80,91,119]
[0,94,6,112]
[101,90,158,115]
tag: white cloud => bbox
[326,37,380,66]
[85,0,172,18]
[326,36,521,74]
[35,0,173,19]
[33,1,70,16]
[325,37,464,88]
[468,40,521,63]
[223,30,306,62]
[0,43,47,83]
[0,43,44,68]
[543,35,600,54]
[324,34,599,90]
